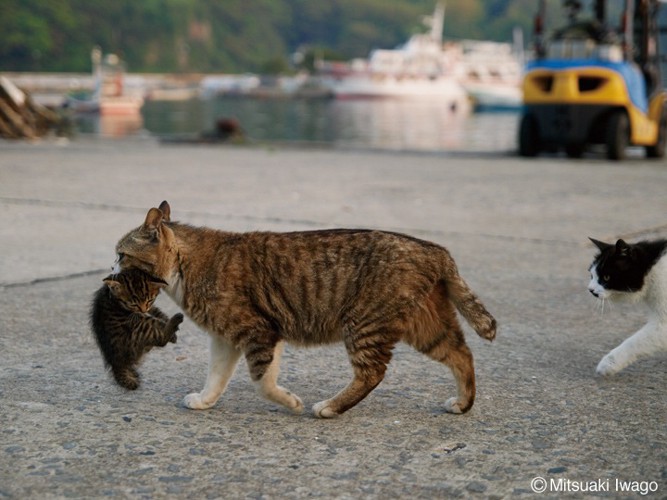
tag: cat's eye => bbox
[117,253,125,262]
[603,275,611,282]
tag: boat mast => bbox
[427,2,446,42]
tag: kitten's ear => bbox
[158,200,171,222]
[103,276,121,294]
[589,238,611,252]
[143,207,164,235]
[149,276,168,287]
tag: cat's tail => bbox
[441,258,497,341]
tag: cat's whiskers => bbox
[593,296,610,316]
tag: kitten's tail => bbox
[441,260,497,341]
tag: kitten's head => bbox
[588,238,650,300]
[103,269,167,313]
[115,201,177,281]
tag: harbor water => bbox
[74,97,520,154]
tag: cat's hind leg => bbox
[184,335,242,410]
[411,325,476,414]
[248,340,303,414]
[407,287,476,414]
[113,366,140,391]
[596,320,667,375]
[313,326,398,418]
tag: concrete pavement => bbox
[1,137,666,498]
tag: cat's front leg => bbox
[596,321,666,375]
[148,305,170,323]
[184,335,242,410]
[248,340,304,414]
[164,313,184,344]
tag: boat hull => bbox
[328,75,469,109]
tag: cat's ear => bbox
[103,276,122,294]
[158,200,171,222]
[589,238,611,252]
[143,207,164,236]
[615,239,633,258]
[149,276,168,287]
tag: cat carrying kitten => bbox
[114,201,497,417]
[90,268,184,390]
[588,237,667,375]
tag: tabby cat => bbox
[90,268,184,390]
[114,201,496,416]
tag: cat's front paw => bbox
[596,354,621,376]
[280,390,304,414]
[169,332,178,344]
[312,400,338,419]
[183,392,215,410]
[171,313,184,327]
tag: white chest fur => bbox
[165,271,185,309]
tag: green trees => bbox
[0,0,535,73]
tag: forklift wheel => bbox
[518,114,540,157]
[565,143,585,158]
[606,111,629,161]
[646,110,667,159]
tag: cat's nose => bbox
[589,289,599,298]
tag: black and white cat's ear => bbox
[589,238,612,252]
[158,200,171,222]
[615,239,633,258]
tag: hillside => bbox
[0,0,536,73]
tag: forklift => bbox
[518,0,667,160]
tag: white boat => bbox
[447,38,523,111]
[319,3,469,111]
[198,74,261,98]
[67,48,143,115]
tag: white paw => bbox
[183,392,214,410]
[596,355,620,376]
[444,397,463,414]
[312,400,338,418]
[288,393,305,414]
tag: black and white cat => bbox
[588,238,667,375]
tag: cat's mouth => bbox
[589,287,612,300]
[112,253,124,273]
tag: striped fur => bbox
[116,201,496,415]
[90,268,183,390]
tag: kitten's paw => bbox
[596,355,620,376]
[114,369,140,390]
[312,400,338,419]
[172,313,184,326]
[183,392,215,410]
[169,332,178,344]
[444,397,464,414]
[119,379,139,391]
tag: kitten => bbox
[114,201,496,417]
[90,268,184,390]
[588,237,667,375]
